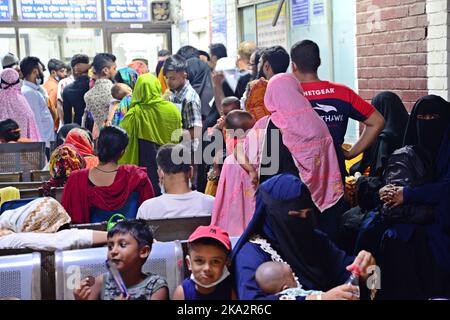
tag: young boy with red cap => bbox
[173,225,236,300]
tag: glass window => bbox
[18,28,104,67]
[111,33,168,73]
[0,28,17,58]
[239,6,256,42]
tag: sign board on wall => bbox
[0,0,11,21]
[210,0,227,44]
[105,0,150,21]
[18,0,100,21]
[313,0,325,16]
[256,0,287,48]
[291,0,309,27]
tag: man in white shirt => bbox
[137,144,214,220]
[20,56,55,158]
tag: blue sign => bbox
[105,0,150,21]
[0,0,11,21]
[313,0,325,16]
[211,0,227,44]
[291,0,309,27]
[19,0,99,21]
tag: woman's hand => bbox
[322,285,360,300]
[386,187,404,209]
[347,250,376,282]
[379,184,396,203]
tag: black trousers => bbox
[138,139,161,196]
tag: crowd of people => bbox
[0,38,449,301]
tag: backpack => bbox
[382,146,435,224]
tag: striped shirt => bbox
[168,81,202,130]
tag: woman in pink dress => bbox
[0,68,41,141]
[212,73,344,237]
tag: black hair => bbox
[20,56,44,78]
[70,54,90,68]
[290,40,321,73]
[225,110,254,130]
[260,46,290,75]
[158,49,171,57]
[187,238,229,255]
[253,48,265,68]
[47,59,66,73]
[156,144,191,175]
[0,119,20,142]
[177,46,200,60]
[108,220,153,250]
[222,96,240,108]
[198,50,211,62]
[210,43,228,60]
[163,54,188,76]
[92,53,116,75]
[97,126,129,163]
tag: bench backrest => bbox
[0,143,46,181]
[147,216,211,242]
[0,252,41,300]
[55,241,184,300]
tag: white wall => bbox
[171,0,211,53]
[427,0,449,100]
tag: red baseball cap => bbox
[188,225,232,251]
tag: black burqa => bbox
[186,58,214,120]
[232,174,354,292]
[379,95,450,299]
[351,91,409,177]
[404,95,450,163]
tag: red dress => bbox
[61,165,154,224]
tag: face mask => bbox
[190,265,230,289]
[36,71,44,85]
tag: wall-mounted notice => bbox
[210,0,227,44]
[0,0,11,21]
[313,0,325,16]
[256,0,287,48]
[19,0,100,21]
[105,0,150,21]
[291,0,309,27]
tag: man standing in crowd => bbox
[84,53,117,132]
[164,54,203,188]
[63,54,91,126]
[1,53,21,75]
[290,40,385,179]
[43,58,67,130]
[20,56,55,157]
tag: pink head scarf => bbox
[0,69,41,141]
[264,73,343,212]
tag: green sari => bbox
[120,74,182,165]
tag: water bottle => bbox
[345,266,361,299]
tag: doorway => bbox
[109,31,170,75]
